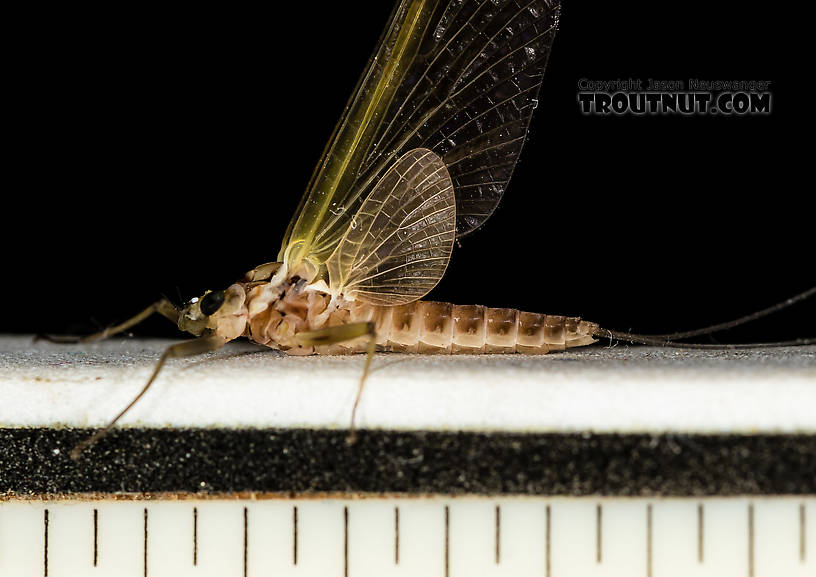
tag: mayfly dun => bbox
[48,0,813,459]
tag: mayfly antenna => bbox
[595,285,816,349]
[37,299,180,345]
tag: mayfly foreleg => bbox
[295,321,377,444]
[71,333,228,460]
[82,298,180,342]
[39,298,179,343]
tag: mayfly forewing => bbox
[326,148,455,306]
[279,0,440,269]
[281,0,561,271]
[360,0,561,237]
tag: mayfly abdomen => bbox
[328,300,598,355]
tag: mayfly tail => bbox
[647,285,816,340]
[596,285,816,349]
[597,329,814,349]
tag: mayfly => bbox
[55,0,813,458]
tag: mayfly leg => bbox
[71,333,228,460]
[295,321,377,444]
[39,298,179,343]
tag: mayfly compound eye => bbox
[199,290,226,316]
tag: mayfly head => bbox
[177,283,248,341]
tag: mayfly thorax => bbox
[50,0,814,459]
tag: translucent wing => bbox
[326,148,455,306]
[281,0,560,270]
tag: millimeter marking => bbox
[444,505,450,577]
[495,505,501,564]
[344,506,349,577]
[43,509,49,577]
[293,506,298,566]
[647,504,653,577]
[243,507,248,577]
[143,508,148,577]
[802,504,807,563]
[93,508,98,567]
[748,503,754,577]
[545,505,551,577]
[394,506,399,565]
[698,503,704,563]
[192,507,197,566]
[596,504,602,563]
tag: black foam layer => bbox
[2,429,814,496]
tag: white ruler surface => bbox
[0,496,813,577]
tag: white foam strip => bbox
[1,336,814,433]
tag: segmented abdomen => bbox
[336,301,597,354]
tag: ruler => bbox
[0,496,813,576]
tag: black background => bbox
[5,2,813,342]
